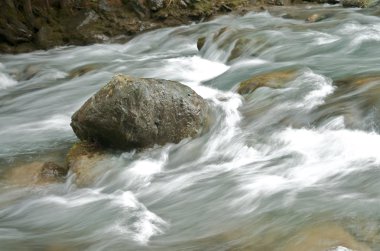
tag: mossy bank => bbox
[0,0,251,54]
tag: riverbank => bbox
[0,0,337,54]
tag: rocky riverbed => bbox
[1,1,380,251]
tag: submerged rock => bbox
[306,13,330,23]
[71,74,209,150]
[237,69,298,95]
[68,64,101,78]
[283,224,372,251]
[66,141,108,186]
[335,74,380,86]
[4,161,68,186]
[228,38,251,62]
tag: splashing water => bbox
[1,5,380,251]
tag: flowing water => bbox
[1,5,380,251]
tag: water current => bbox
[1,4,380,251]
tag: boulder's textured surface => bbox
[71,74,209,150]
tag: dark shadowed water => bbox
[1,5,380,251]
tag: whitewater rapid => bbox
[1,4,380,251]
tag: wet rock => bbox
[66,141,108,186]
[214,27,229,40]
[4,161,68,186]
[197,36,206,50]
[336,74,380,86]
[283,224,372,251]
[238,69,298,95]
[342,0,378,7]
[71,74,209,150]
[68,64,101,78]
[227,38,250,62]
[199,26,262,62]
[306,13,329,23]
[14,65,41,81]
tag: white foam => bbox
[0,72,18,89]
[201,92,244,159]
[329,246,353,251]
[231,58,269,67]
[278,127,380,186]
[156,56,230,86]
[112,191,167,244]
[6,189,167,245]
[291,70,335,110]
[338,23,380,50]
[314,32,340,45]
[320,116,346,130]
[124,150,168,182]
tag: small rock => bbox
[306,13,327,23]
[16,65,41,81]
[238,69,298,95]
[197,37,206,50]
[68,64,101,78]
[71,74,210,150]
[4,162,68,186]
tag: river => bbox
[1,5,380,251]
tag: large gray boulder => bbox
[71,74,209,150]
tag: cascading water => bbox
[1,5,380,251]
